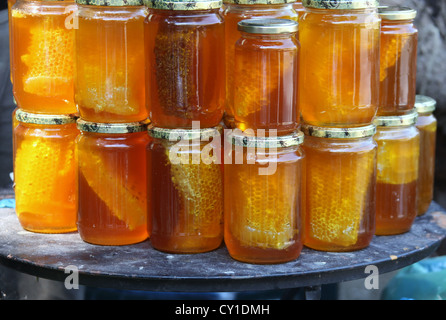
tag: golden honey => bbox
[76,120,150,245]
[415,95,437,216]
[75,0,148,123]
[302,125,377,252]
[13,110,79,233]
[8,0,17,83]
[374,111,420,235]
[299,0,380,127]
[224,130,304,264]
[144,0,225,129]
[11,0,76,114]
[147,126,224,253]
[378,6,418,116]
[222,0,298,128]
[233,19,299,135]
[293,0,305,17]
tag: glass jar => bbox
[75,0,148,123]
[76,120,150,245]
[144,0,225,129]
[293,0,305,17]
[147,125,224,253]
[13,109,79,233]
[221,0,298,128]
[233,19,299,136]
[224,130,305,264]
[378,6,418,116]
[374,111,420,235]
[299,0,380,127]
[302,124,377,252]
[11,0,77,114]
[415,95,437,216]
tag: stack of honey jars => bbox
[11,0,79,233]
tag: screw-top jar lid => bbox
[238,18,298,34]
[144,0,222,10]
[148,125,222,141]
[76,0,144,5]
[415,95,436,114]
[16,109,78,125]
[77,119,150,133]
[378,6,417,20]
[223,0,296,4]
[301,124,376,138]
[302,0,378,10]
[229,130,304,148]
[373,110,418,127]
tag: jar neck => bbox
[381,19,414,26]
[306,7,377,15]
[240,31,293,40]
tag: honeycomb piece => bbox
[79,150,146,230]
[14,134,76,216]
[380,35,410,82]
[21,20,74,96]
[306,151,375,247]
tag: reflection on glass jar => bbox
[299,0,380,127]
[144,0,225,129]
[224,130,305,264]
[415,95,437,216]
[374,111,420,235]
[293,0,305,17]
[76,120,150,245]
[302,124,377,252]
[147,126,224,253]
[13,110,79,233]
[75,1,148,123]
[378,6,418,116]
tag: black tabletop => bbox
[1,203,445,293]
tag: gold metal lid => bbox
[77,119,150,133]
[302,0,378,10]
[415,95,436,114]
[229,130,304,148]
[379,6,417,20]
[223,0,296,4]
[238,18,298,34]
[76,0,144,5]
[301,124,376,138]
[144,0,222,10]
[16,109,78,125]
[373,110,418,127]
[148,125,222,141]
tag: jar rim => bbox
[301,124,376,138]
[303,0,378,10]
[229,130,304,148]
[144,0,222,10]
[223,0,296,4]
[378,6,417,21]
[373,110,418,127]
[148,125,222,141]
[238,18,298,34]
[16,109,78,125]
[415,95,436,114]
[77,119,150,133]
[76,0,144,5]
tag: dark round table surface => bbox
[1,202,445,293]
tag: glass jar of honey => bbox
[147,125,224,253]
[11,0,77,115]
[302,124,377,252]
[224,130,305,264]
[233,19,299,136]
[221,0,298,128]
[76,119,150,245]
[144,0,225,129]
[378,6,418,116]
[299,0,380,127]
[13,109,79,233]
[373,111,420,235]
[415,95,437,216]
[75,0,148,123]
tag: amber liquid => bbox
[292,1,305,17]
[375,181,417,235]
[77,132,149,245]
[148,141,223,253]
[233,33,298,135]
[299,8,380,127]
[145,9,225,128]
[75,6,147,123]
[8,0,17,83]
[378,20,418,116]
[11,1,76,114]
